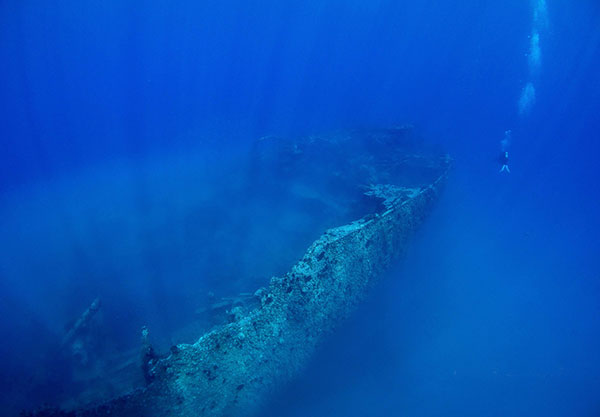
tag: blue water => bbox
[1,0,599,415]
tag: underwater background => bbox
[1,0,599,415]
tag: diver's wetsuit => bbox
[499,152,510,173]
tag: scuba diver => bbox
[499,130,511,173]
[499,151,510,173]
[140,326,158,383]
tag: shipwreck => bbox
[27,127,451,417]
